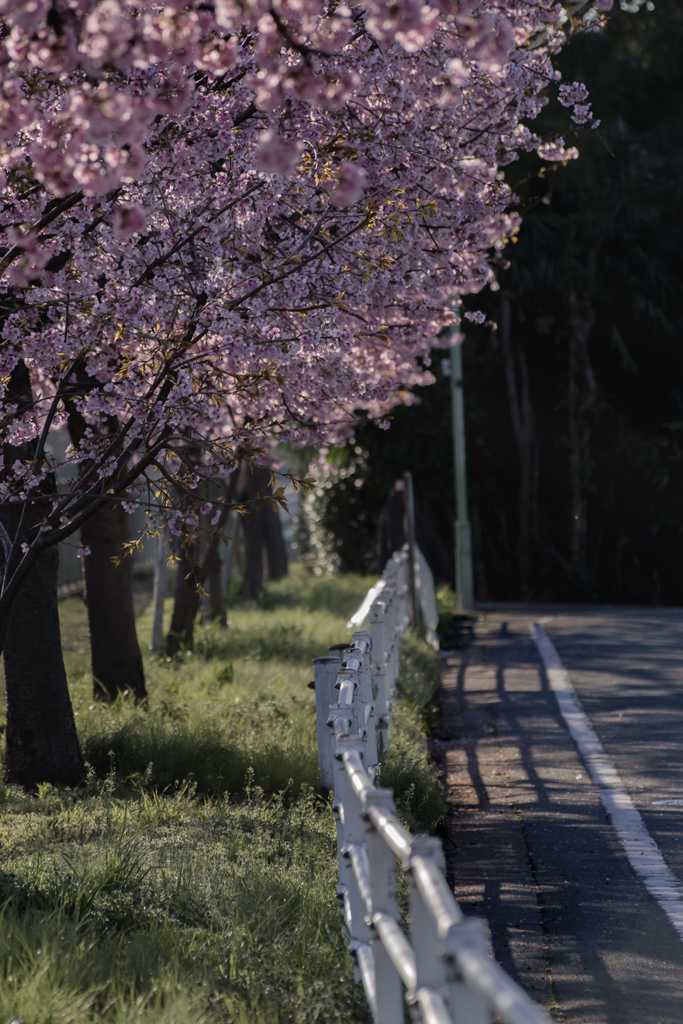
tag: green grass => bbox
[0,566,443,1023]
[0,787,367,1024]
[59,570,371,799]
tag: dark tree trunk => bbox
[500,291,539,599]
[567,285,597,584]
[167,533,201,655]
[166,469,239,652]
[240,464,288,597]
[65,406,146,702]
[1,360,85,789]
[469,498,490,602]
[201,536,227,625]
[81,502,147,702]
[242,502,264,600]
[264,502,288,581]
[3,539,85,788]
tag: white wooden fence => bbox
[312,546,551,1024]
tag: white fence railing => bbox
[312,547,551,1024]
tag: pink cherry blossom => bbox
[0,0,593,636]
[330,162,367,208]
[113,205,148,239]
[558,80,599,128]
[558,82,590,107]
[256,130,304,176]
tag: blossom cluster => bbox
[558,80,600,128]
[0,0,603,557]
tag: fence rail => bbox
[312,546,551,1024]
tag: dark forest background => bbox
[317,0,683,604]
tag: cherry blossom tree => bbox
[0,0,610,785]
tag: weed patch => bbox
[81,712,318,799]
[379,753,444,834]
[396,627,441,709]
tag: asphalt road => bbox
[437,607,683,1024]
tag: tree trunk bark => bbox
[264,502,288,581]
[166,469,240,652]
[1,360,85,789]
[81,502,147,702]
[469,497,490,602]
[3,538,85,788]
[241,465,288,596]
[242,504,264,600]
[167,532,202,655]
[567,286,597,584]
[500,292,539,599]
[66,405,146,702]
[201,536,227,625]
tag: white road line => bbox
[531,622,683,942]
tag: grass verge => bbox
[0,566,443,1023]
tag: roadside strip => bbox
[531,623,683,943]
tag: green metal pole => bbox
[403,471,420,626]
[449,339,474,612]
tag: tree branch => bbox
[132,182,267,287]
[0,192,85,276]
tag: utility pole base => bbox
[455,518,474,613]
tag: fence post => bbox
[385,581,400,713]
[328,658,356,914]
[370,599,389,756]
[329,713,352,911]
[353,629,378,773]
[409,838,451,1010]
[313,653,341,794]
[337,736,372,983]
[336,669,362,740]
[400,547,410,634]
[364,789,404,1024]
[444,918,491,1024]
